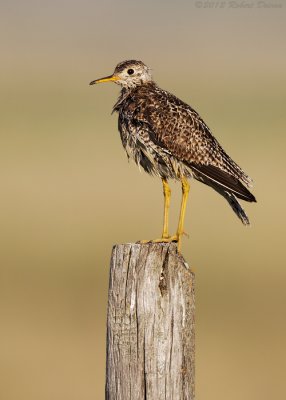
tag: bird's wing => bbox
[133,85,255,202]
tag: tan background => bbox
[1,1,285,399]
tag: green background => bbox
[1,1,285,399]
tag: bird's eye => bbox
[127,68,134,75]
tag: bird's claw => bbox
[138,236,179,244]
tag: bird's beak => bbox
[89,75,120,85]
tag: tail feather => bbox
[202,176,251,224]
[190,164,255,225]
[207,183,251,225]
[220,191,250,225]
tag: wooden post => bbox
[105,242,195,400]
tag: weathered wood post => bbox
[105,242,195,400]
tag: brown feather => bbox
[189,163,256,202]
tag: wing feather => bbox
[190,163,256,202]
[132,84,255,195]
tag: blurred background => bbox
[0,0,285,399]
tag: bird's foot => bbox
[139,235,178,245]
[138,231,188,252]
[138,236,182,252]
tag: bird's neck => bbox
[122,81,155,97]
[112,82,155,113]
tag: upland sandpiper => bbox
[90,60,256,250]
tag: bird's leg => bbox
[175,177,190,251]
[162,178,171,239]
[139,179,173,244]
[139,178,189,251]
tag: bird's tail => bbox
[190,164,255,225]
[204,182,251,225]
[217,190,250,225]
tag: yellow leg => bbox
[176,177,190,251]
[139,177,190,252]
[162,178,171,239]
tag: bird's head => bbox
[90,60,152,89]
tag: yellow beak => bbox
[89,75,120,85]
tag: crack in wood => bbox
[106,242,195,400]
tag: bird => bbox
[90,60,256,250]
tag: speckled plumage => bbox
[91,60,256,225]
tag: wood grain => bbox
[106,242,195,400]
